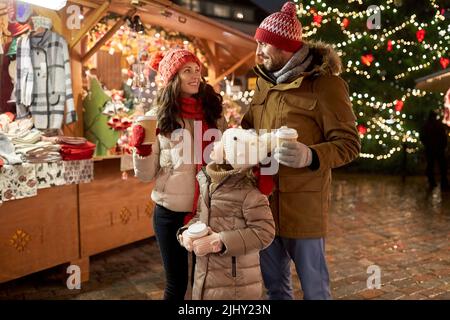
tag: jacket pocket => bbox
[335,106,357,122]
[231,256,236,277]
[249,94,266,131]
[279,175,322,192]
[283,95,317,111]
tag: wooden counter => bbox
[0,185,79,283]
[0,158,155,284]
[78,158,155,280]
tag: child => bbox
[178,128,276,300]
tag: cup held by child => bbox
[180,222,208,252]
[186,221,209,239]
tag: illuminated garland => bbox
[86,18,208,67]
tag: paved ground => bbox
[1,173,450,300]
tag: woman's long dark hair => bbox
[155,75,223,136]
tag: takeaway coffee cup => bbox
[135,115,157,145]
[186,222,209,240]
[276,126,298,148]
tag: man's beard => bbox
[263,55,285,72]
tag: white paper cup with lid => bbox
[135,115,157,145]
[186,222,209,240]
[276,126,298,148]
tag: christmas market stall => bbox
[0,0,256,284]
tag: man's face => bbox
[256,41,289,71]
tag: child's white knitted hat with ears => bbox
[210,128,275,169]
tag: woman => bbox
[130,48,227,300]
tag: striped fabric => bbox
[16,34,34,111]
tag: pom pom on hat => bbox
[281,1,297,17]
[149,51,165,72]
[254,1,303,52]
[215,128,275,170]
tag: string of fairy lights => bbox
[220,90,255,106]
[290,0,448,161]
[359,116,420,160]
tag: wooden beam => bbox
[198,40,216,66]
[68,0,100,9]
[210,52,254,86]
[81,8,136,64]
[69,0,110,49]
[195,39,221,91]
[65,42,84,137]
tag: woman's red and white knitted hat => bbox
[150,48,201,85]
[254,2,303,52]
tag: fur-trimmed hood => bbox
[254,40,343,82]
[306,40,342,76]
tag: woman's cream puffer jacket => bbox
[133,108,228,212]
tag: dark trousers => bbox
[425,150,448,188]
[153,204,189,300]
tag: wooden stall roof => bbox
[69,0,257,77]
[415,69,450,93]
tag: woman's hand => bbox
[129,125,153,157]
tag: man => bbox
[241,2,361,300]
[420,110,448,191]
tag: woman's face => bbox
[178,61,201,98]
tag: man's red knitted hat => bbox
[254,2,303,52]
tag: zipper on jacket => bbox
[200,167,213,225]
[231,256,236,277]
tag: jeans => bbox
[260,236,331,300]
[153,204,189,300]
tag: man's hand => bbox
[274,141,313,168]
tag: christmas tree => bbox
[295,0,449,172]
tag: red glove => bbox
[130,125,153,157]
[252,166,274,196]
